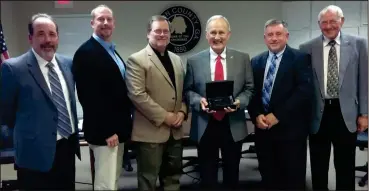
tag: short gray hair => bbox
[205,15,231,32]
[264,19,288,33]
[318,5,344,21]
[91,4,113,19]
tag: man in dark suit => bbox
[299,5,368,190]
[248,19,313,190]
[72,4,132,190]
[0,13,81,190]
[184,15,254,189]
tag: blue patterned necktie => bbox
[46,62,73,138]
[262,54,278,112]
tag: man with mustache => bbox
[183,15,254,189]
[72,4,133,190]
[299,5,368,190]
[125,15,187,191]
[248,19,313,190]
[0,13,81,190]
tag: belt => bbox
[325,98,339,105]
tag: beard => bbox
[39,43,57,61]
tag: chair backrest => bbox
[0,126,15,164]
[357,131,368,148]
[182,112,192,137]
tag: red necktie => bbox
[213,55,226,121]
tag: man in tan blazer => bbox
[125,15,187,191]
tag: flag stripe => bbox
[0,22,10,64]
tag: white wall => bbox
[282,1,368,49]
[0,1,282,61]
[1,1,367,59]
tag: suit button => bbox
[320,109,323,112]
[52,132,56,136]
[172,97,175,100]
[53,116,58,121]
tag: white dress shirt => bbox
[210,47,227,81]
[323,32,341,98]
[32,49,75,140]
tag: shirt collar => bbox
[31,48,57,68]
[150,44,168,57]
[323,31,341,46]
[92,33,116,51]
[210,47,227,60]
[268,45,286,60]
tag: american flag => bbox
[0,22,10,64]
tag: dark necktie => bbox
[262,54,278,112]
[213,55,226,121]
[327,40,339,98]
[46,62,73,138]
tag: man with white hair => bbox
[184,15,254,189]
[300,5,368,190]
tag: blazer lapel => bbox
[202,50,211,83]
[147,45,174,89]
[339,35,351,88]
[90,37,124,79]
[260,52,269,76]
[27,50,53,102]
[226,49,235,81]
[55,55,74,101]
[312,36,324,97]
[270,46,292,98]
[169,53,182,96]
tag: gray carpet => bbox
[1,142,367,190]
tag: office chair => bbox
[0,126,18,190]
[241,110,256,156]
[355,130,368,187]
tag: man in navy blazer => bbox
[72,5,133,190]
[248,19,313,190]
[0,13,80,190]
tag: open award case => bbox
[206,80,237,111]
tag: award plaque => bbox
[205,80,237,111]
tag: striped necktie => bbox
[262,54,278,112]
[46,62,73,138]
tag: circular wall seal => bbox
[161,6,201,53]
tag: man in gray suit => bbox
[299,5,368,190]
[184,15,254,189]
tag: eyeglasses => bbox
[319,20,340,26]
[152,29,170,35]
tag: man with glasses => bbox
[183,15,254,189]
[125,15,187,191]
[300,5,368,190]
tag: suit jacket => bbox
[72,37,133,145]
[248,45,313,140]
[0,50,81,172]
[299,33,368,134]
[184,48,254,143]
[125,45,187,143]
